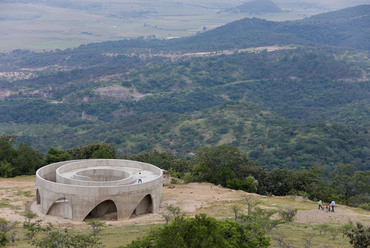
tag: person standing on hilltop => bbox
[318,200,322,210]
[138,172,143,183]
[331,200,335,212]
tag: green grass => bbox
[10,175,36,182]
[0,198,14,209]
[15,190,33,198]
[2,219,355,248]
[5,223,159,248]
[99,224,160,247]
[269,222,352,248]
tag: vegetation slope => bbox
[0,5,369,173]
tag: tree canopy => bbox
[123,214,270,248]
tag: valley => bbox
[0,3,369,247]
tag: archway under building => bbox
[130,194,153,218]
[47,197,72,219]
[84,199,118,221]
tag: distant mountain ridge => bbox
[228,0,283,14]
[2,5,367,57]
[53,4,369,54]
[169,4,370,51]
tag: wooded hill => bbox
[0,5,369,172]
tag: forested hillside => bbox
[168,4,370,51]
[0,5,369,173]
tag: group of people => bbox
[318,200,335,212]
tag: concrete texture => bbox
[36,159,163,221]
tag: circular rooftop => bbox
[36,159,163,221]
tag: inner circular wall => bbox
[74,168,128,181]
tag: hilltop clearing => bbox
[0,176,369,247]
[0,177,368,226]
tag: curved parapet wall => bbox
[36,159,163,221]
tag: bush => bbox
[347,223,370,248]
[0,232,8,247]
[359,203,370,211]
[279,207,297,222]
[124,214,270,248]
[314,223,329,235]
[182,172,195,183]
[23,221,102,248]
[227,176,258,193]
[171,178,179,184]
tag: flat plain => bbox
[1,0,368,52]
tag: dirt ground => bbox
[0,178,368,226]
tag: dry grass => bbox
[100,224,160,247]
[269,222,352,248]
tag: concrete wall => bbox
[36,159,163,221]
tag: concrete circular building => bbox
[36,159,163,221]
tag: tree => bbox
[231,204,243,222]
[0,218,16,247]
[341,222,354,238]
[24,221,103,248]
[68,142,116,159]
[241,207,282,233]
[347,223,370,248]
[314,223,329,235]
[23,202,37,223]
[215,166,236,187]
[265,168,295,196]
[0,161,14,178]
[293,167,321,199]
[45,148,72,164]
[13,143,44,175]
[121,150,190,173]
[279,207,297,222]
[0,232,7,247]
[332,164,357,205]
[0,218,15,235]
[351,171,370,205]
[86,220,105,237]
[123,214,270,248]
[91,146,116,159]
[160,205,182,224]
[243,195,261,213]
[191,145,254,186]
[227,176,258,193]
[0,134,17,165]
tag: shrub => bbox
[279,207,297,222]
[182,172,195,183]
[0,232,8,247]
[347,222,370,248]
[314,223,329,235]
[124,214,270,248]
[359,203,370,211]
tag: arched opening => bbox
[130,194,153,218]
[36,189,40,204]
[84,200,117,221]
[47,197,72,219]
